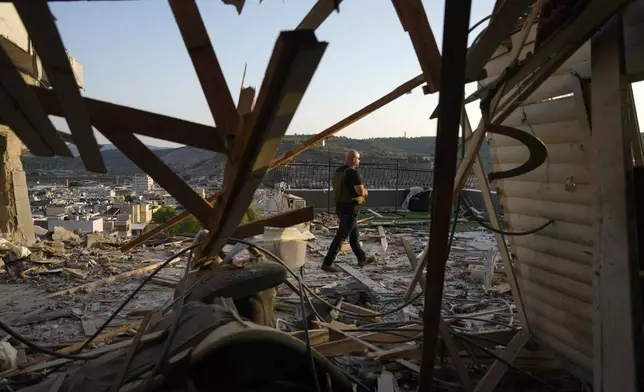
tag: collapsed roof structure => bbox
[0,0,643,391]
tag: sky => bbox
[48,0,644,148]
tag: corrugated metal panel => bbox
[485,20,595,381]
[481,2,644,373]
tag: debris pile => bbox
[0,210,579,391]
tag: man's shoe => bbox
[358,255,375,267]
[321,264,342,273]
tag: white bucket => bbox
[261,226,308,269]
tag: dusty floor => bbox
[0,221,514,349]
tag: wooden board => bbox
[377,226,388,252]
[337,264,392,295]
[15,0,105,172]
[202,31,327,257]
[169,0,240,135]
[0,45,68,157]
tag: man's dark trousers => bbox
[323,214,366,266]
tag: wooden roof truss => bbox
[0,0,640,390]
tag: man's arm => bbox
[351,170,368,197]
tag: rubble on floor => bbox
[0,215,579,391]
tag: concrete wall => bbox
[286,188,500,212]
[47,218,104,233]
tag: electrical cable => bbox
[469,14,492,34]
[0,244,200,363]
[299,266,322,392]
[459,194,554,236]
[450,331,564,392]
[0,320,101,361]
[75,243,200,353]
[229,238,424,319]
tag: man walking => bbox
[321,149,375,272]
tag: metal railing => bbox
[263,159,480,190]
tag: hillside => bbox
[21,135,492,178]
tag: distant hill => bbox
[21,135,492,178]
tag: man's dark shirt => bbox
[335,165,364,215]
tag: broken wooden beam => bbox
[297,0,342,31]
[201,30,327,258]
[367,344,419,361]
[47,257,181,298]
[418,1,472,388]
[317,322,420,373]
[463,0,532,81]
[169,0,240,136]
[337,264,391,296]
[0,45,69,157]
[120,67,424,251]
[33,87,228,153]
[270,74,424,168]
[391,0,442,93]
[99,126,214,227]
[489,0,632,123]
[472,331,530,392]
[14,0,105,172]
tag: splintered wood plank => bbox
[99,128,213,227]
[14,0,105,172]
[169,0,239,135]
[289,329,329,346]
[47,258,182,298]
[237,87,256,116]
[297,0,342,31]
[490,0,633,124]
[377,226,388,252]
[391,0,441,93]
[201,30,327,257]
[418,1,472,388]
[120,81,255,252]
[464,0,531,81]
[368,344,419,361]
[439,319,473,391]
[312,323,422,356]
[473,331,530,392]
[319,323,420,373]
[337,264,391,295]
[401,238,425,292]
[32,86,226,153]
[0,46,69,157]
[270,74,424,167]
[121,67,426,252]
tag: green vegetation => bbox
[151,201,263,235]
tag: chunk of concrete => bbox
[0,342,17,371]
